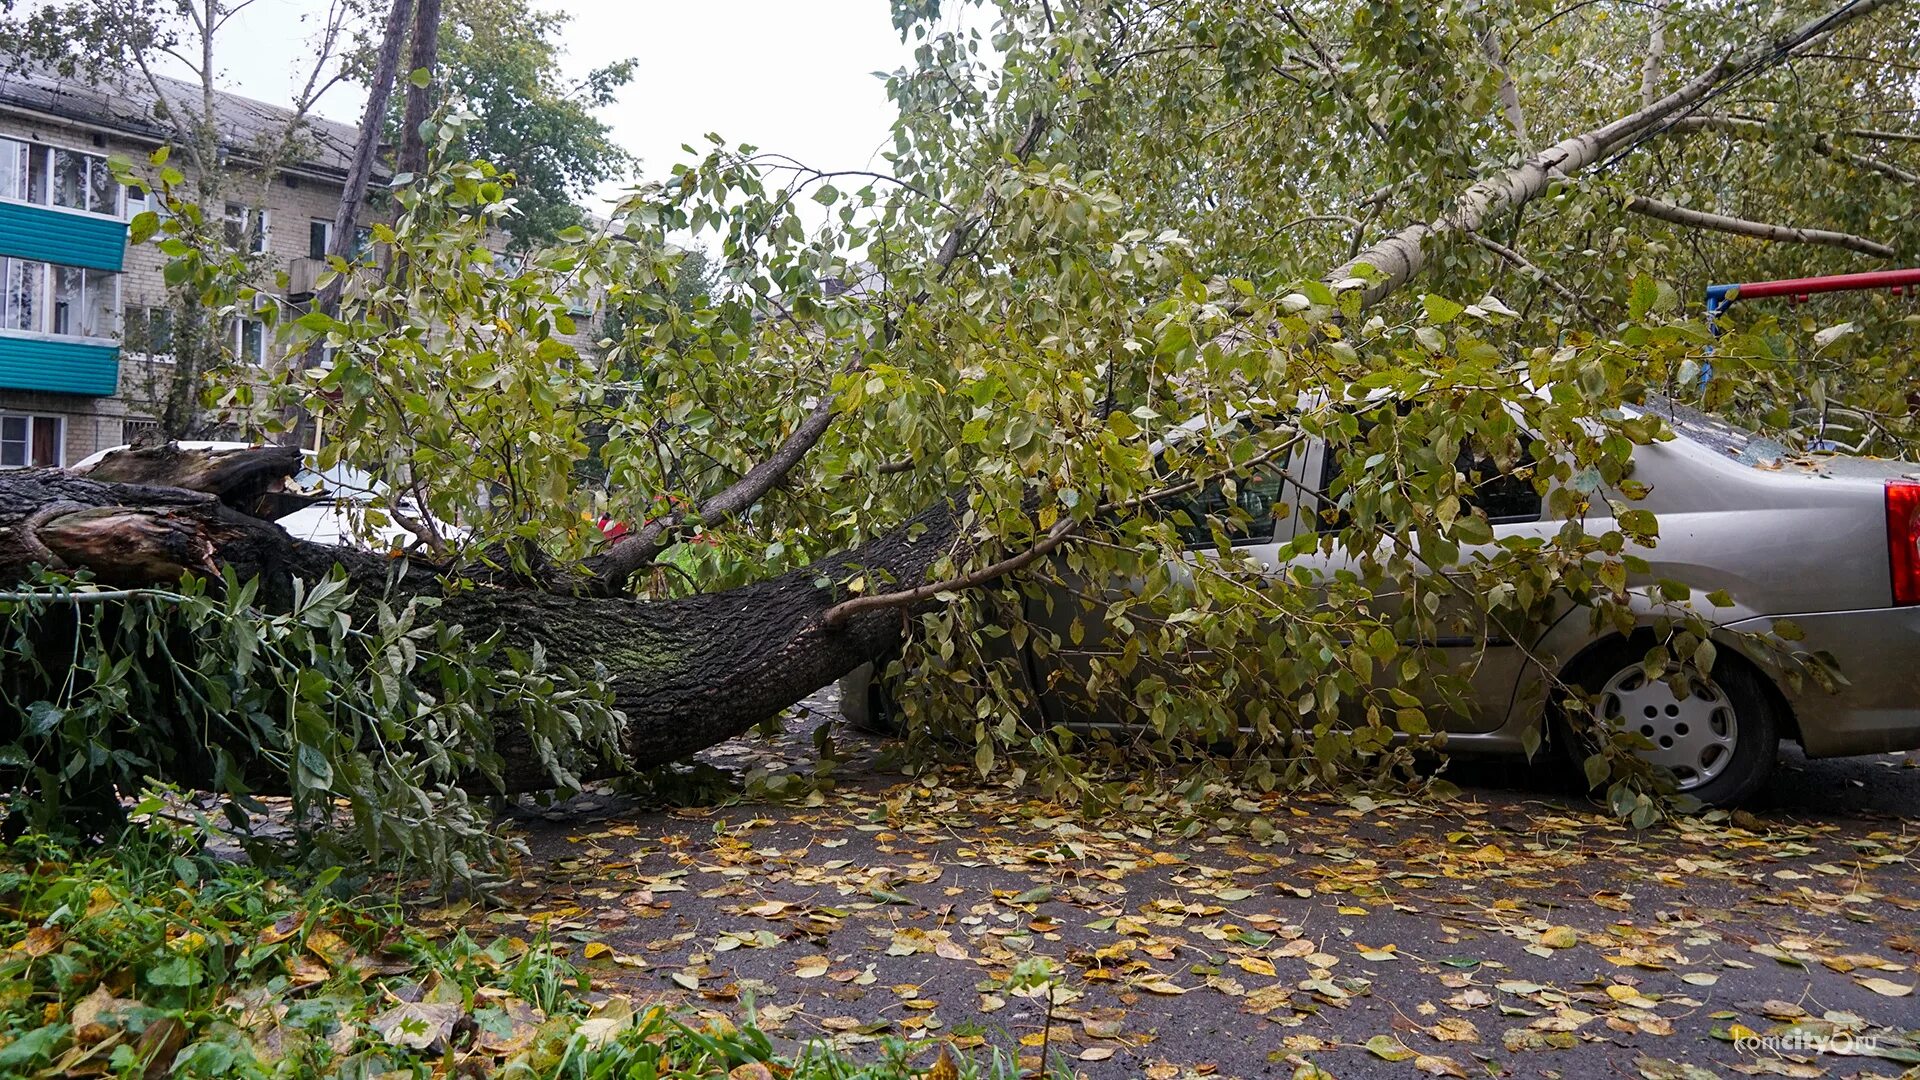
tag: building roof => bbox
[0,63,381,185]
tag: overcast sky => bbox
[164,0,934,215]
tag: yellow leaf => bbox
[1236,956,1277,977]
[1415,1054,1469,1077]
[583,942,613,960]
[1538,926,1579,949]
[14,927,62,958]
[1857,977,1914,997]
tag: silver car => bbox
[841,398,1920,805]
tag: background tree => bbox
[378,0,635,247]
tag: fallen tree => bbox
[3,0,1915,869]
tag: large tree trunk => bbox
[2,448,956,787]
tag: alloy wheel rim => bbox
[1592,665,1739,790]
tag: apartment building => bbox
[0,63,390,466]
[0,64,601,469]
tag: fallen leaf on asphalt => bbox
[1364,1034,1417,1061]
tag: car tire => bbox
[1558,635,1781,807]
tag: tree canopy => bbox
[382,0,635,246]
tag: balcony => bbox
[0,199,128,272]
[0,332,119,395]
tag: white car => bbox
[71,441,453,551]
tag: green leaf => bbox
[296,743,334,789]
[1365,1035,1417,1061]
[24,702,63,738]
[0,1025,66,1069]
[146,954,201,988]
[409,66,432,88]
[128,210,161,245]
[1421,294,1466,325]
[1629,274,1659,321]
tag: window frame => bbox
[1310,430,1545,535]
[125,304,175,360]
[308,218,333,260]
[230,316,268,366]
[0,413,64,469]
[0,256,118,342]
[224,203,270,255]
[0,136,120,217]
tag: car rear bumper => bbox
[1722,606,1920,757]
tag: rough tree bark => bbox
[397,0,442,179]
[318,0,414,312]
[2,448,959,787]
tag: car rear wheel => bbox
[1565,638,1780,806]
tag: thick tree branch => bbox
[397,0,442,178]
[1325,0,1899,309]
[1664,114,1920,185]
[1835,127,1920,144]
[822,516,1075,626]
[822,437,1305,625]
[1465,231,1598,324]
[1622,195,1896,258]
[315,0,413,316]
[1639,4,1668,108]
[1477,24,1531,144]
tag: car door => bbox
[1021,440,1315,727]
[1285,432,1560,734]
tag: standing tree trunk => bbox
[397,0,442,179]
[320,0,413,302]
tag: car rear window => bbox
[1636,394,1788,467]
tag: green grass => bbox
[0,828,1015,1079]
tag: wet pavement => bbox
[477,692,1920,1080]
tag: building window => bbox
[1,257,41,331]
[0,256,116,339]
[230,317,267,365]
[0,139,25,204]
[309,219,332,259]
[126,305,173,355]
[224,204,269,254]
[0,137,117,216]
[51,265,117,338]
[0,414,63,468]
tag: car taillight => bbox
[1888,480,1920,606]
